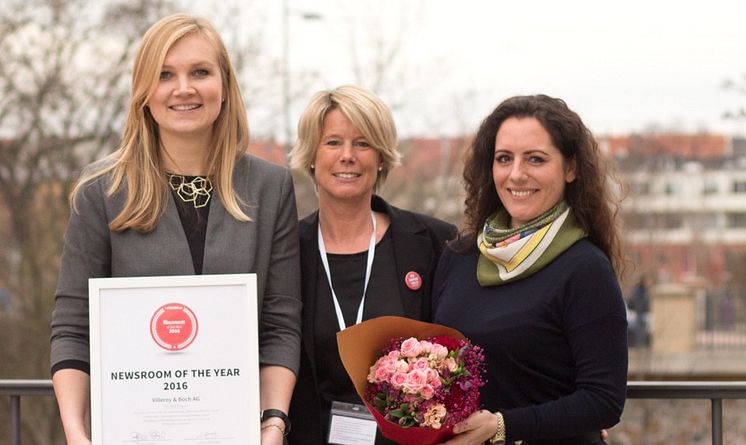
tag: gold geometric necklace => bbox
[167,173,213,208]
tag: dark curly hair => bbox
[460,94,626,275]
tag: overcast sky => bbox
[192,0,746,138]
[421,0,746,137]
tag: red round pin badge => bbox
[405,271,422,290]
[150,303,198,351]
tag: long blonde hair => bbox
[72,13,250,232]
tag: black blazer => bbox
[288,195,456,444]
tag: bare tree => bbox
[721,73,746,120]
[339,0,428,122]
[209,2,288,137]
[0,0,174,317]
[383,136,468,226]
[0,0,173,443]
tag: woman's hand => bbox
[259,365,294,445]
[260,422,285,445]
[440,415,609,445]
[441,409,498,445]
[438,409,609,445]
[52,369,92,445]
[64,434,92,445]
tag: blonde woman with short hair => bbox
[287,85,456,444]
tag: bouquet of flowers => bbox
[337,316,485,445]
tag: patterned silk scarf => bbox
[476,201,586,286]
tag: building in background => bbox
[608,134,746,291]
[606,133,746,351]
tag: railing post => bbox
[11,394,20,445]
[711,398,722,445]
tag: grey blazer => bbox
[50,154,302,374]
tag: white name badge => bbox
[328,401,378,445]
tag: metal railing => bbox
[626,381,746,445]
[0,379,54,445]
[2,380,746,445]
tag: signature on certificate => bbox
[184,431,236,441]
[127,430,168,442]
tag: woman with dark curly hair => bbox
[434,95,627,445]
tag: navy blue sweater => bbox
[433,239,627,444]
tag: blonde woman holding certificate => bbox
[50,14,300,445]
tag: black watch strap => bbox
[261,409,291,434]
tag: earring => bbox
[378,166,383,171]
[310,164,315,170]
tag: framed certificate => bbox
[89,274,260,444]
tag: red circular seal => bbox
[404,271,422,291]
[150,303,198,351]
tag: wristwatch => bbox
[489,411,506,444]
[260,409,291,435]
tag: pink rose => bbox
[412,357,430,371]
[367,358,386,382]
[380,357,398,374]
[431,344,449,360]
[403,369,428,393]
[420,340,433,353]
[425,367,439,383]
[390,371,408,389]
[374,366,390,383]
[420,384,435,400]
[400,337,423,358]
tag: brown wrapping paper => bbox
[337,316,467,445]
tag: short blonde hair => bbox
[73,13,250,232]
[289,85,401,191]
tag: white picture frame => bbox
[89,274,260,444]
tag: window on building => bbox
[625,213,684,230]
[726,213,746,228]
[629,181,650,195]
[703,182,719,194]
[732,181,746,193]
[661,214,683,229]
[623,213,652,229]
[664,183,679,195]
[656,251,667,264]
[689,213,719,230]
